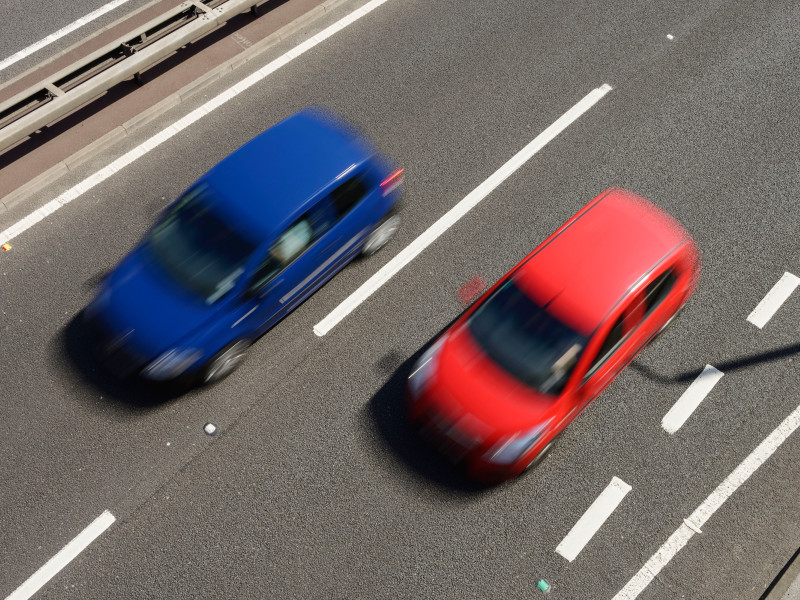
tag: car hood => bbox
[428,325,556,435]
[91,246,219,359]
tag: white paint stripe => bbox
[746,272,800,329]
[313,83,613,336]
[556,476,632,562]
[614,403,800,600]
[661,364,723,434]
[0,0,393,248]
[0,0,134,72]
[5,510,115,600]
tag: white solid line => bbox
[661,364,723,434]
[313,83,613,337]
[6,510,115,600]
[556,476,632,562]
[613,401,800,599]
[0,0,394,248]
[0,0,134,73]
[747,272,800,329]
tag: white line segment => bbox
[661,364,723,434]
[613,400,800,599]
[0,0,394,248]
[556,476,631,562]
[747,272,800,329]
[0,0,134,72]
[6,510,115,600]
[313,83,613,336]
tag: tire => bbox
[522,440,555,473]
[202,340,251,385]
[361,212,400,257]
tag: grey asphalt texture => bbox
[1,0,799,598]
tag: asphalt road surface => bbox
[1,0,799,598]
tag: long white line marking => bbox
[556,476,631,562]
[313,83,613,336]
[0,0,134,72]
[613,401,800,599]
[0,0,393,247]
[747,271,800,329]
[662,364,723,434]
[6,510,115,600]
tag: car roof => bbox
[513,188,692,336]
[197,107,376,241]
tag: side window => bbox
[586,314,624,377]
[330,176,368,218]
[306,198,337,240]
[644,270,676,315]
[246,219,313,294]
[271,219,312,263]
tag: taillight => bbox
[380,168,404,196]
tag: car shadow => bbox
[631,341,800,384]
[363,318,495,496]
[54,310,186,408]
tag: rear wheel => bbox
[361,212,400,256]
[202,340,251,385]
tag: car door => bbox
[327,171,378,263]
[231,216,320,337]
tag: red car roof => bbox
[513,189,691,336]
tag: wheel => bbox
[361,212,400,257]
[523,440,555,473]
[202,340,251,384]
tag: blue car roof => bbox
[197,107,377,241]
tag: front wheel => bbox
[522,440,555,473]
[202,340,251,385]
[361,212,400,257]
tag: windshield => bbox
[147,186,257,304]
[467,279,588,395]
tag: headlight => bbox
[142,348,202,380]
[407,336,446,399]
[482,419,553,465]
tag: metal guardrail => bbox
[0,0,264,152]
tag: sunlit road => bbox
[1,0,799,598]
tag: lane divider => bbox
[6,510,115,600]
[313,83,614,336]
[747,271,799,329]
[661,364,723,434]
[556,476,632,562]
[614,401,800,599]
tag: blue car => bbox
[85,107,403,384]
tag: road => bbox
[1,0,799,598]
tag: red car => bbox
[407,188,700,482]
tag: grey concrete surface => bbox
[0,0,798,598]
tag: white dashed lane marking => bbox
[747,271,800,329]
[6,511,115,600]
[556,476,631,562]
[613,400,800,599]
[662,364,724,434]
[313,83,613,336]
